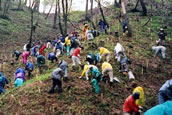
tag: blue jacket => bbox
[52,40,57,46]
[12,50,21,57]
[145,101,172,115]
[15,68,25,75]
[59,36,65,43]
[0,72,8,93]
[56,43,62,50]
[48,53,56,60]
[25,61,34,70]
[160,80,172,91]
[31,46,39,55]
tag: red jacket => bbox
[123,95,139,113]
[39,45,46,56]
[72,47,80,57]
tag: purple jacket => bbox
[15,73,25,82]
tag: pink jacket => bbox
[22,51,30,65]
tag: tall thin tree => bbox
[85,0,89,20]
[58,0,64,35]
[53,0,58,28]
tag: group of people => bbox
[0,20,170,115]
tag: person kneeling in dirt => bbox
[48,52,58,63]
[36,55,46,74]
[86,52,98,65]
[12,50,22,61]
[58,60,68,82]
[123,92,142,115]
[25,60,34,78]
[98,47,110,62]
[101,62,117,86]
[14,68,25,87]
[119,55,131,76]
[79,64,98,80]
[72,46,83,70]
[114,42,125,62]
[158,79,172,104]
[0,72,8,94]
[152,45,166,59]
[90,66,102,94]
[48,67,64,94]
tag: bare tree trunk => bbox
[134,0,139,10]
[53,0,58,28]
[121,0,132,37]
[90,0,93,15]
[3,0,10,17]
[24,0,27,5]
[45,0,55,19]
[29,0,31,8]
[18,0,22,10]
[62,0,68,34]
[85,0,89,20]
[58,0,64,35]
[140,0,147,16]
[65,0,68,33]
[97,0,109,34]
[29,2,35,47]
[0,0,2,10]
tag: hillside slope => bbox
[0,1,172,114]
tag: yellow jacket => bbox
[101,62,112,70]
[81,65,96,77]
[65,37,71,46]
[133,86,145,106]
[99,47,110,56]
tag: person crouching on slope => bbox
[158,79,172,104]
[90,66,102,94]
[48,67,64,94]
[98,47,110,62]
[79,64,98,80]
[131,82,145,107]
[86,52,98,65]
[123,92,141,115]
[114,42,125,62]
[101,62,115,86]
[22,51,30,65]
[12,50,22,61]
[72,46,83,70]
[14,68,25,87]
[48,52,58,63]
[0,72,8,94]
[25,59,34,78]
[58,60,68,82]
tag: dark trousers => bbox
[49,78,62,93]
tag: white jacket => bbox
[114,43,125,54]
